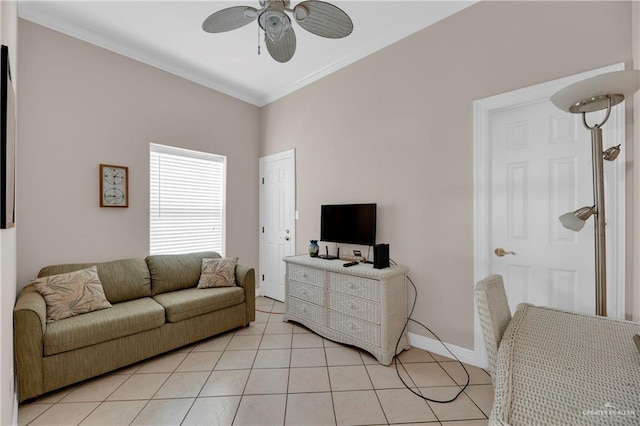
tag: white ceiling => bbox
[19,1,476,106]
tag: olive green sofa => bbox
[13,251,255,402]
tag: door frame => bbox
[473,63,625,367]
[258,149,296,299]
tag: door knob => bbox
[494,248,515,257]
[285,236,290,241]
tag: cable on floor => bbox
[255,296,285,315]
[255,309,283,314]
[390,258,470,403]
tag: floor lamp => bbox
[550,69,640,317]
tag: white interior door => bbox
[259,150,296,302]
[474,63,626,366]
[491,101,601,313]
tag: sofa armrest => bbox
[235,265,255,323]
[14,285,46,402]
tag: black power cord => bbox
[390,258,470,403]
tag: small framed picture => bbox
[100,164,128,208]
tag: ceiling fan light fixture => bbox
[260,10,291,43]
[203,0,353,62]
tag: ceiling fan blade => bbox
[265,27,297,63]
[202,6,258,33]
[293,1,353,39]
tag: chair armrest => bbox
[13,285,46,402]
[235,264,255,323]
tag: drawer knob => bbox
[301,290,308,296]
[348,303,354,310]
[300,307,307,313]
[301,272,308,278]
[348,323,355,330]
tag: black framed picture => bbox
[1,45,15,229]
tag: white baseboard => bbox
[408,332,480,367]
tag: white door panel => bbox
[259,150,295,302]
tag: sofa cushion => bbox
[146,251,221,296]
[39,258,151,304]
[197,257,238,288]
[44,298,165,356]
[153,287,245,323]
[33,266,112,323]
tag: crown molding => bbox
[19,2,264,106]
[19,1,476,108]
[257,2,476,106]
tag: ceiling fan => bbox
[202,0,353,63]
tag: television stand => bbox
[283,255,409,365]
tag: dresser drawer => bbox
[328,291,380,323]
[287,296,323,324]
[328,272,380,302]
[288,265,323,287]
[289,280,323,305]
[327,310,380,346]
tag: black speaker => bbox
[373,243,390,269]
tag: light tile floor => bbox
[18,297,493,425]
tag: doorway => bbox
[473,63,625,366]
[259,149,296,302]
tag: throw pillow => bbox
[197,257,238,288]
[32,266,112,323]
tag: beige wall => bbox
[0,1,18,423]
[17,20,260,290]
[260,1,632,349]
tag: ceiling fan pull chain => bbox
[257,24,261,55]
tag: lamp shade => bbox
[550,70,640,113]
[559,206,595,232]
[603,145,621,161]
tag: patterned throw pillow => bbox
[32,266,112,323]
[197,257,238,288]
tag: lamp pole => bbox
[582,97,612,317]
[587,121,607,316]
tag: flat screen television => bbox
[320,203,376,246]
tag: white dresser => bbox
[283,255,409,365]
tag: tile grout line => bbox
[281,330,294,426]
[180,331,233,425]
[229,322,263,425]
[20,300,491,426]
[363,351,390,426]
[324,341,339,426]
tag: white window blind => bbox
[150,144,225,255]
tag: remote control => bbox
[343,261,358,267]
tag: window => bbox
[150,143,225,255]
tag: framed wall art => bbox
[100,164,129,208]
[1,45,16,228]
